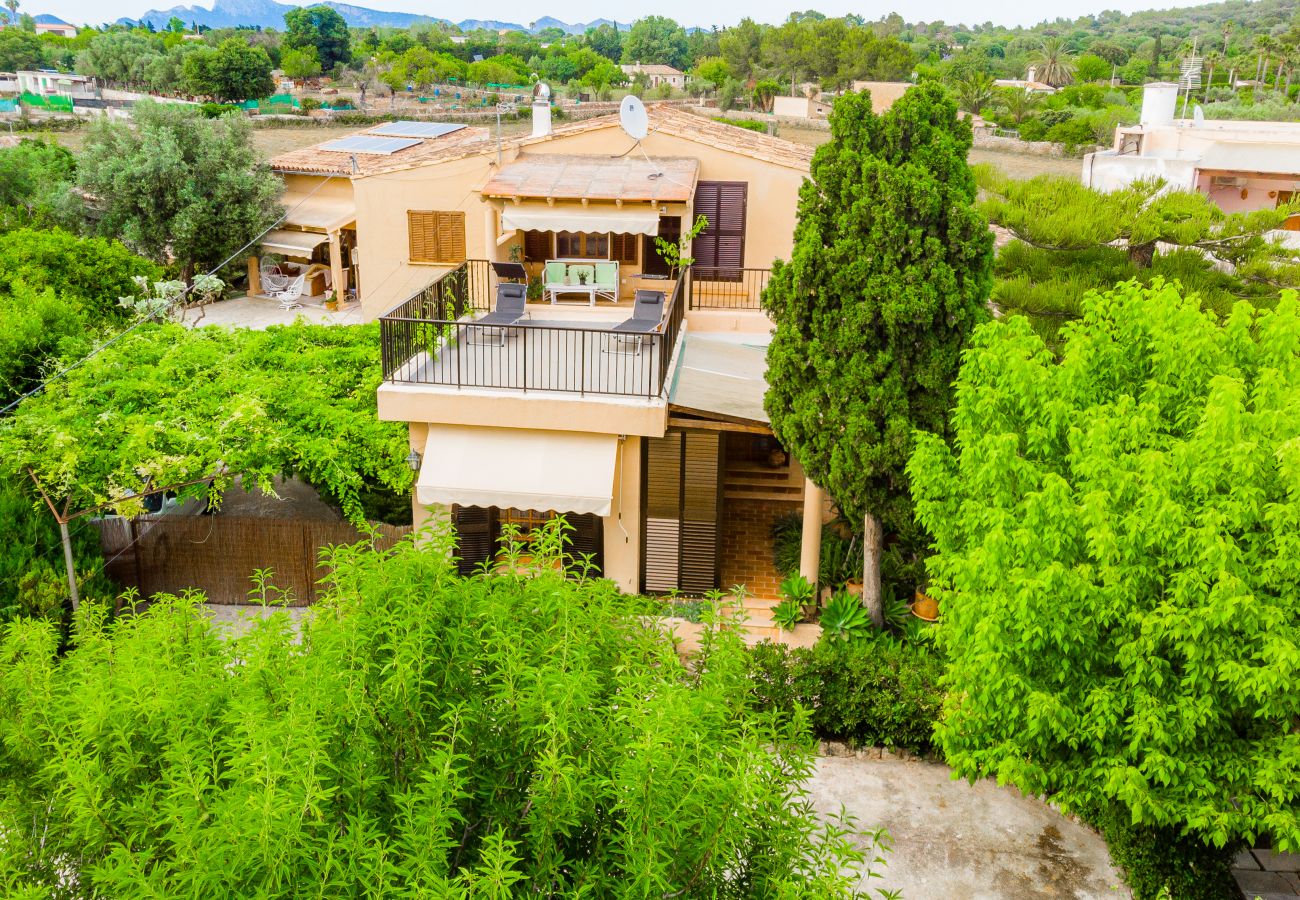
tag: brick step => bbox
[723,489,804,502]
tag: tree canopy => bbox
[910,280,1300,855]
[0,524,881,896]
[0,322,410,523]
[283,4,350,72]
[0,139,75,232]
[763,82,993,625]
[73,101,281,281]
[181,36,274,101]
[621,15,689,70]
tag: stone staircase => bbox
[722,461,804,503]
[720,594,820,650]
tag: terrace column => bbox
[328,231,345,305]
[799,478,823,586]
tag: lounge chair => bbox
[473,282,529,345]
[609,289,665,355]
[593,261,619,304]
[268,274,306,310]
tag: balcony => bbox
[380,260,686,400]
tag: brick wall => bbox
[719,497,801,601]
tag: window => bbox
[1277,190,1295,208]
[610,232,638,264]
[407,210,466,263]
[555,232,609,259]
[523,230,553,262]
[642,216,681,276]
[692,181,748,281]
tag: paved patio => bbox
[806,756,1125,899]
[182,295,364,330]
[1234,847,1300,899]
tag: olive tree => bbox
[763,83,993,625]
[909,281,1300,857]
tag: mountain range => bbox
[111,0,628,33]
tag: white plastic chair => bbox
[269,274,306,310]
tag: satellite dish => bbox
[1193,105,1205,123]
[532,82,551,102]
[619,94,648,140]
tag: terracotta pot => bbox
[842,581,864,598]
[766,448,788,468]
[911,591,939,622]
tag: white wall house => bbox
[620,63,685,90]
[16,70,96,100]
[1084,82,1300,235]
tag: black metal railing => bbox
[686,266,771,310]
[380,270,685,399]
[380,260,492,380]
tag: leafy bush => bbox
[771,598,804,629]
[1083,803,1242,900]
[0,524,884,895]
[747,635,945,752]
[198,102,241,118]
[819,591,871,640]
[0,227,163,312]
[716,116,767,132]
[0,138,75,231]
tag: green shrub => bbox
[198,102,241,118]
[0,524,881,895]
[748,634,944,752]
[1083,803,1242,900]
[1044,114,1097,151]
[716,116,767,132]
[0,227,163,312]
[299,97,322,112]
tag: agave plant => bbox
[771,598,804,630]
[819,592,871,640]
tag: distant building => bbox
[620,63,685,91]
[772,95,831,120]
[992,66,1056,94]
[15,70,96,100]
[847,80,913,112]
[1084,82,1300,235]
[35,22,77,38]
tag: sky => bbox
[33,0,1187,31]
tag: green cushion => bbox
[593,262,618,287]
[544,262,567,283]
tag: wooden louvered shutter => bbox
[408,211,466,263]
[692,182,747,282]
[523,230,553,262]
[611,232,638,264]
[642,216,680,276]
[680,432,721,594]
[566,513,604,577]
[452,505,497,576]
[641,431,721,594]
[643,433,683,592]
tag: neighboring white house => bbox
[1083,81,1300,234]
[847,80,913,112]
[16,70,96,100]
[772,94,831,120]
[34,22,78,38]
[620,63,685,90]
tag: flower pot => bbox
[911,591,939,622]
[842,581,864,598]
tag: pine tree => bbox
[763,82,993,626]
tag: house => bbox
[1083,82,1300,233]
[992,66,1056,94]
[34,22,77,38]
[15,70,96,101]
[847,80,912,112]
[773,94,831,120]
[267,102,829,611]
[620,63,686,90]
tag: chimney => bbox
[531,82,552,138]
[1139,82,1179,126]
[1026,65,1037,84]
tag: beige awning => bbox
[1198,142,1300,176]
[279,192,356,231]
[416,425,618,515]
[500,206,660,236]
[261,229,328,259]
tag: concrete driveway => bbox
[806,756,1128,899]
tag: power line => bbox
[0,174,340,416]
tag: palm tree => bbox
[2,0,17,26]
[997,86,1041,125]
[1203,50,1220,96]
[1222,20,1235,56]
[1032,37,1075,87]
[951,71,994,115]
[1255,34,1274,83]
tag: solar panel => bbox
[318,135,422,155]
[369,121,467,139]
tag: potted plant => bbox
[910,590,939,622]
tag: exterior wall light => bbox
[406,449,422,471]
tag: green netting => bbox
[238,99,259,110]
[19,92,73,112]
[261,94,300,108]
[0,99,16,113]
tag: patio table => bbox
[548,283,599,306]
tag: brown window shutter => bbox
[452,505,497,575]
[641,431,721,594]
[692,182,747,282]
[408,210,466,263]
[680,431,721,594]
[566,513,604,577]
[642,216,681,277]
[643,433,683,592]
[611,232,638,264]
[523,230,553,262]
